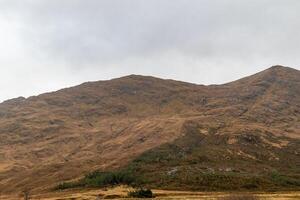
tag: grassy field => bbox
[1,186,299,200]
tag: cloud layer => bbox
[0,0,299,101]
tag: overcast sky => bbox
[0,0,299,102]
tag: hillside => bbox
[0,65,299,193]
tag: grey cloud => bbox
[0,0,299,101]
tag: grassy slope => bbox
[1,66,299,193]
[58,120,300,191]
[124,125,300,191]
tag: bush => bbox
[55,170,137,190]
[55,181,84,190]
[269,171,300,187]
[127,188,153,198]
[84,171,135,187]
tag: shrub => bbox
[84,170,135,187]
[269,171,300,186]
[55,181,84,190]
[127,188,153,198]
[55,170,137,190]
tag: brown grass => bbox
[1,188,300,200]
[0,66,299,193]
[220,194,260,200]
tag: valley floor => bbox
[1,187,300,200]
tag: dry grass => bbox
[1,189,300,200]
[220,194,260,200]
[0,67,299,193]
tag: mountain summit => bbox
[0,66,299,193]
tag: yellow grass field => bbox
[1,186,299,200]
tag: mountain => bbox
[0,65,299,193]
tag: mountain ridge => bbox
[0,65,299,193]
[2,65,296,104]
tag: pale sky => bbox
[0,0,299,102]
